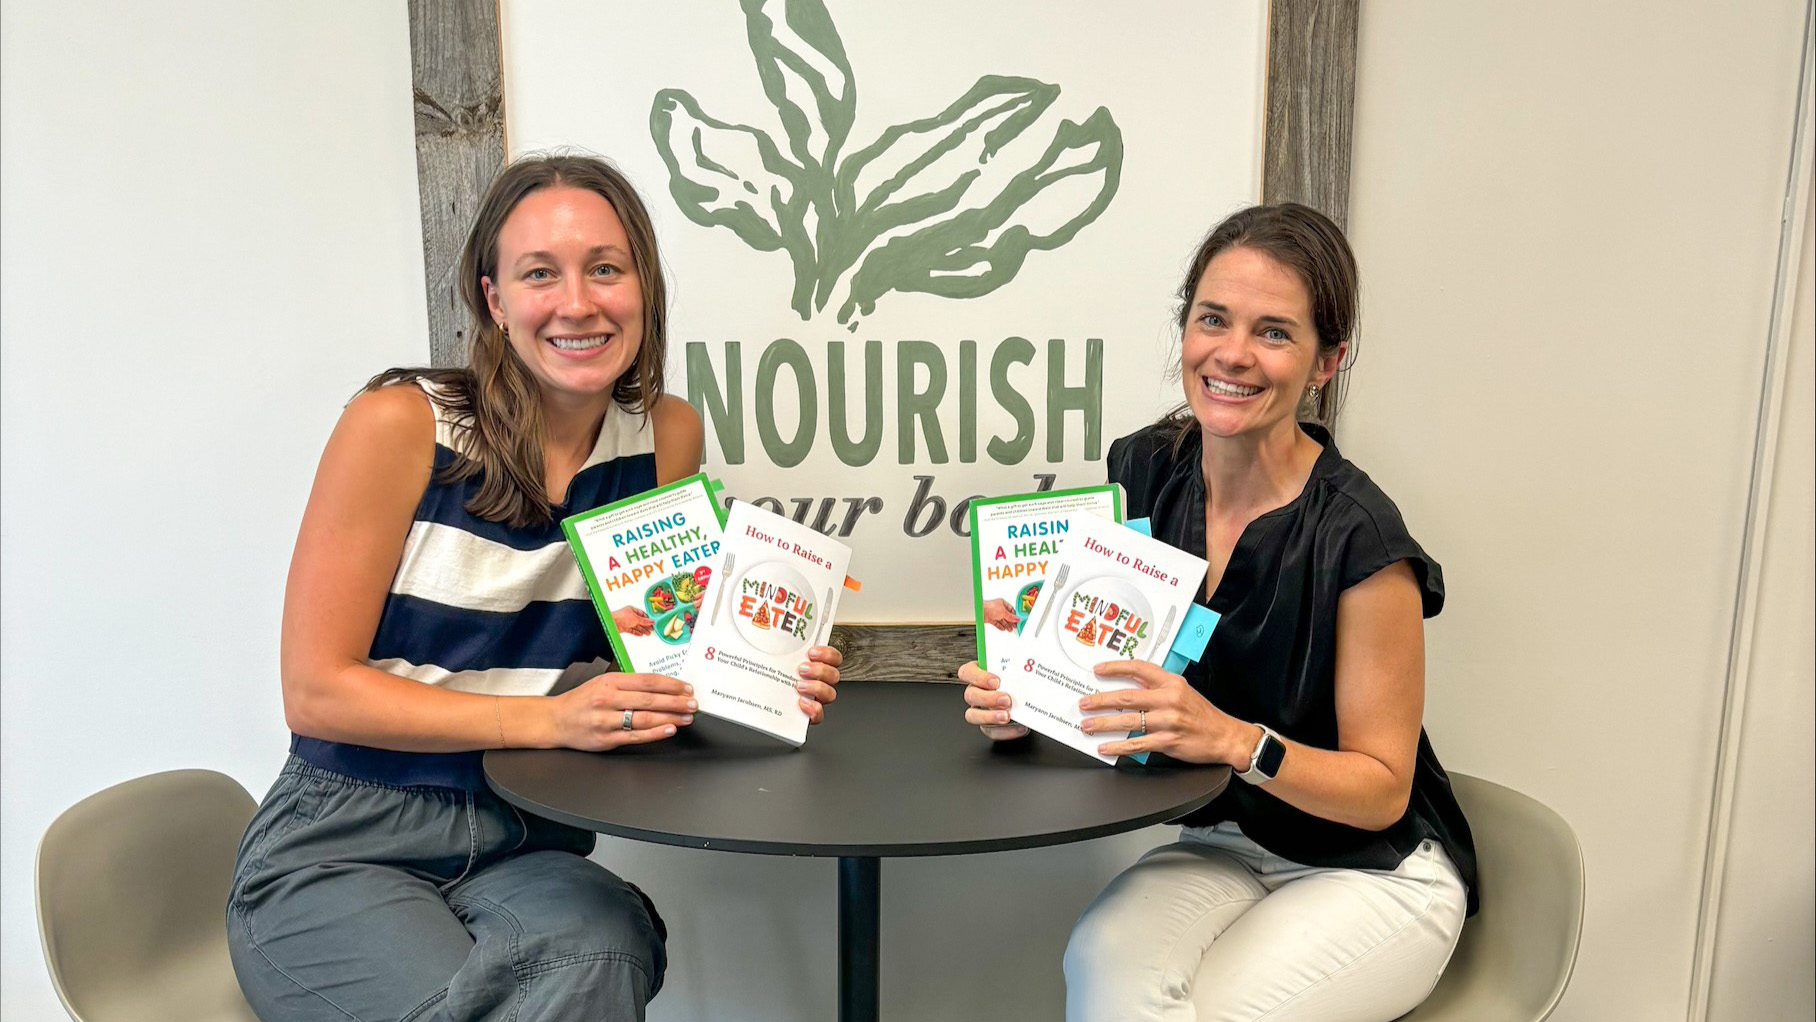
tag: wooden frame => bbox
[1262,0,1359,229]
[408,0,1358,679]
[409,0,506,369]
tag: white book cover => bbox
[562,474,726,677]
[968,485,1123,678]
[681,501,854,745]
[998,513,1209,765]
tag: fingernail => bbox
[687,699,698,710]
[797,663,812,677]
[681,715,695,724]
[996,696,1010,708]
[663,725,677,735]
[796,681,811,692]
[995,711,1010,724]
[1080,720,1094,733]
[684,684,695,695]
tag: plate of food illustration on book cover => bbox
[730,560,819,657]
[646,567,711,644]
[1014,581,1043,633]
[1052,576,1154,669]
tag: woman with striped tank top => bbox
[226,154,847,1022]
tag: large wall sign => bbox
[503,0,1269,622]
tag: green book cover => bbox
[562,473,727,676]
[968,484,1124,675]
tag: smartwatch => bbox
[1237,724,1286,785]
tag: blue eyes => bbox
[1197,314,1291,342]
[522,265,621,282]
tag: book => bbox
[562,473,727,677]
[681,500,854,746]
[968,485,1124,678]
[997,513,1209,765]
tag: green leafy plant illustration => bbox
[651,0,1123,327]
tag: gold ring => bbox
[1138,710,1147,733]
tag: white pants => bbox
[1064,823,1467,1022]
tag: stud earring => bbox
[1306,383,1321,403]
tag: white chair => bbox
[36,769,260,1022]
[1399,772,1586,1021]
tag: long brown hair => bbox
[1163,202,1358,440]
[368,154,670,527]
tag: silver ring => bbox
[621,709,635,731]
[1138,710,1147,733]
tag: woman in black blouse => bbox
[960,204,1476,1021]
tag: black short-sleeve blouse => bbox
[1108,420,1478,913]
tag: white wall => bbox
[1342,2,1813,1019]
[1706,147,1815,1018]
[0,3,428,1020]
[2,3,1811,1022]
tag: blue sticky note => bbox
[1173,604,1220,662]
[1125,517,1152,536]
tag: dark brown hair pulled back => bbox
[1169,202,1358,434]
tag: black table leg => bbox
[838,855,880,1022]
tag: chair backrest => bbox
[36,769,257,1022]
[1400,772,1585,1021]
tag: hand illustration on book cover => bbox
[612,606,656,637]
[982,597,1020,633]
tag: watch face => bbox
[1257,734,1287,777]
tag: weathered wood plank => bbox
[827,624,974,682]
[409,0,506,368]
[1262,0,1360,228]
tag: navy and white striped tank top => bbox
[290,382,658,788]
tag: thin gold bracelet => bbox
[494,695,506,749]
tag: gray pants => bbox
[227,757,666,1022]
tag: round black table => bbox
[484,680,1228,1022]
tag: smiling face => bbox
[1181,246,1344,441]
[481,185,644,406]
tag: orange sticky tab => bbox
[843,575,862,592]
